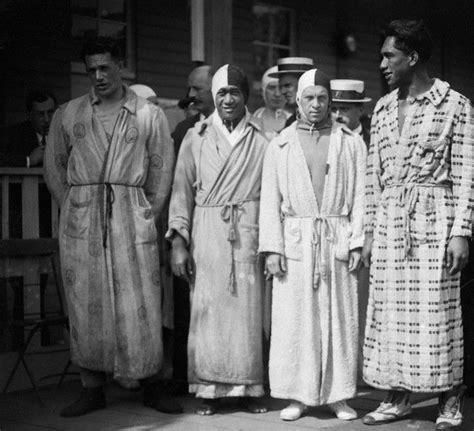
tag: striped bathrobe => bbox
[364,79,474,392]
[259,122,366,406]
[167,113,268,397]
[44,87,174,379]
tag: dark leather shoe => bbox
[143,383,183,414]
[60,386,106,417]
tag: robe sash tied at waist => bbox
[70,182,142,248]
[196,198,259,293]
[383,182,451,259]
[284,214,346,290]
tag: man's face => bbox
[265,82,285,110]
[331,102,363,130]
[215,85,245,122]
[299,85,330,125]
[188,68,214,116]
[380,36,412,88]
[279,74,299,107]
[84,52,123,99]
[29,97,56,136]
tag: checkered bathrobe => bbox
[364,79,474,392]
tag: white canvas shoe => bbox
[328,400,358,420]
[280,401,307,421]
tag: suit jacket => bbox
[171,113,201,156]
[0,121,40,167]
[359,123,370,147]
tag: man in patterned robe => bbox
[362,20,473,429]
[167,65,267,416]
[44,37,180,417]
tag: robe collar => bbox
[198,108,262,136]
[89,84,137,114]
[375,78,450,114]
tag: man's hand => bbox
[29,146,45,166]
[348,248,362,272]
[170,236,194,283]
[362,233,374,268]
[446,236,469,275]
[265,253,287,279]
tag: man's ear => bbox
[408,50,419,67]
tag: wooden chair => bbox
[0,238,73,403]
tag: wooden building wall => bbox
[1,0,71,127]
[135,0,192,100]
[233,0,473,115]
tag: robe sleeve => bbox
[364,107,383,234]
[44,105,70,207]
[258,140,284,255]
[144,105,175,218]
[349,134,367,250]
[450,99,474,238]
[166,129,197,246]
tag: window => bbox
[71,0,134,76]
[252,4,295,80]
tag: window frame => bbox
[70,0,135,79]
[252,3,296,71]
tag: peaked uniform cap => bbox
[268,57,314,77]
[212,64,249,102]
[330,79,371,103]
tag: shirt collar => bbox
[397,78,450,107]
[354,124,363,135]
[89,85,137,114]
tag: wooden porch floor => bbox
[1,380,473,430]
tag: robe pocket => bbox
[132,190,158,245]
[283,218,303,261]
[64,198,92,240]
[408,200,446,244]
[234,223,259,263]
[334,221,352,261]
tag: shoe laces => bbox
[375,402,394,413]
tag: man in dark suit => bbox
[169,65,214,393]
[0,90,56,237]
[1,89,57,167]
[171,65,214,155]
[330,79,371,146]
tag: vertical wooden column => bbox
[204,0,233,67]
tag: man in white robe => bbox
[167,65,268,416]
[259,68,366,422]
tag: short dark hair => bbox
[80,36,123,63]
[25,89,57,112]
[385,19,432,62]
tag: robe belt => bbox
[384,182,450,259]
[285,214,343,290]
[196,198,258,294]
[70,182,141,248]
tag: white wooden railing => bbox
[0,168,58,239]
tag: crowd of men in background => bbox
[1,18,473,430]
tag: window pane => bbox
[272,10,291,46]
[253,9,270,42]
[98,21,126,64]
[71,15,98,62]
[71,0,98,17]
[99,0,125,22]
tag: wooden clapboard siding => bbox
[135,0,192,101]
[2,0,71,127]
